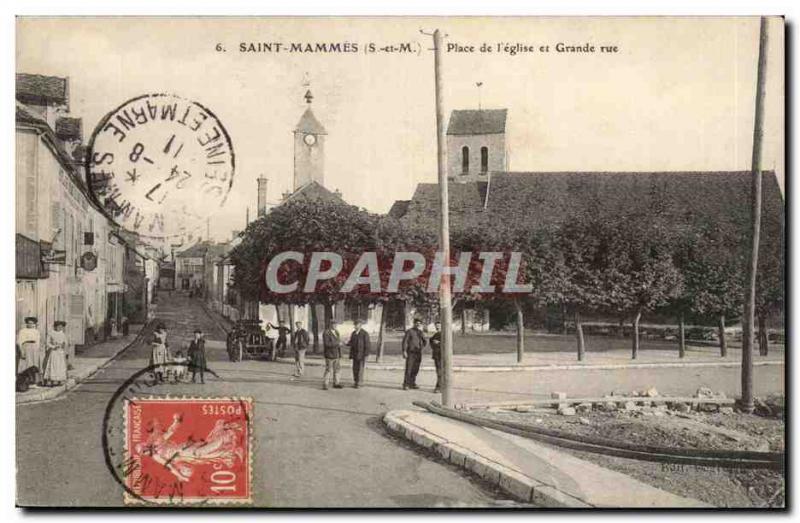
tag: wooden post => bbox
[758,314,769,356]
[514,299,524,363]
[310,305,319,354]
[461,307,467,335]
[376,303,386,362]
[718,314,728,357]
[632,310,642,359]
[678,312,686,359]
[575,310,585,361]
[432,28,454,407]
[742,17,769,413]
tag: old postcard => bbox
[14,16,785,508]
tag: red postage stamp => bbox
[123,397,253,505]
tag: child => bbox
[171,351,188,383]
[43,321,68,387]
[150,328,170,383]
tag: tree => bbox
[546,215,609,361]
[230,199,405,321]
[683,226,745,357]
[603,217,683,360]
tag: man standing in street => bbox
[430,321,443,393]
[292,321,310,377]
[269,320,291,358]
[188,329,207,384]
[402,318,427,390]
[322,320,343,390]
[347,319,370,388]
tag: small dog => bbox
[16,367,39,393]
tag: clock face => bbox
[303,133,317,146]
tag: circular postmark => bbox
[86,94,235,240]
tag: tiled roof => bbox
[56,117,82,142]
[395,171,784,241]
[294,107,327,135]
[447,109,507,135]
[16,73,68,105]
[284,181,343,204]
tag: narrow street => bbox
[16,294,784,507]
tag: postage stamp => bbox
[86,93,235,240]
[123,397,252,505]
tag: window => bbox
[461,146,469,174]
[480,146,489,173]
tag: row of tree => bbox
[230,197,783,361]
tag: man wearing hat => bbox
[17,317,42,386]
[401,318,427,390]
[347,319,371,388]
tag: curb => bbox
[274,357,783,373]
[16,326,148,406]
[383,410,592,507]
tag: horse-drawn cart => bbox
[227,320,275,361]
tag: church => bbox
[224,89,783,338]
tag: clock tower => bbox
[293,89,326,190]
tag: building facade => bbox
[15,73,157,353]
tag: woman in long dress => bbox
[149,327,170,382]
[43,321,68,386]
[17,317,41,385]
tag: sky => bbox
[16,16,784,243]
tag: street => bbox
[16,295,500,508]
[16,295,784,507]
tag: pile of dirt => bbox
[476,408,784,507]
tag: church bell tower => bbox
[293,89,326,190]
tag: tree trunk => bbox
[718,314,727,357]
[376,303,386,362]
[678,312,686,359]
[561,303,568,335]
[310,305,319,354]
[514,300,524,363]
[288,306,295,349]
[758,314,769,356]
[575,310,585,361]
[632,310,642,359]
[618,317,625,338]
[461,307,467,335]
[275,304,282,323]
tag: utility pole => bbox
[741,17,769,413]
[426,28,455,407]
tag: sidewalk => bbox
[16,325,144,405]
[277,345,784,372]
[384,408,709,508]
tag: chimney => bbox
[257,176,268,216]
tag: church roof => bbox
[284,181,343,204]
[447,109,507,136]
[294,107,327,135]
[392,171,784,243]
